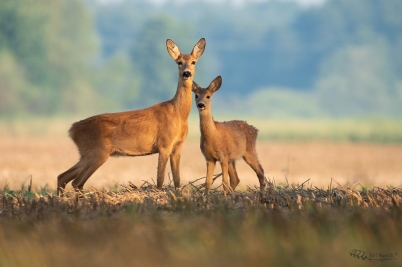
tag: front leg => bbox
[205,160,216,195]
[220,160,230,196]
[157,149,170,189]
[170,142,184,189]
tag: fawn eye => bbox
[177,61,183,65]
[206,96,210,99]
[191,61,196,65]
[195,95,198,98]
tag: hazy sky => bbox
[97,0,326,7]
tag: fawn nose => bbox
[197,103,205,109]
[182,71,192,78]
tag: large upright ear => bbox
[208,76,222,93]
[192,81,200,92]
[191,38,206,59]
[166,39,181,60]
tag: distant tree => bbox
[315,36,400,117]
[94,51,140,111]
[0,0,98,116]
[0,51,28,115]
[129,15,193,107]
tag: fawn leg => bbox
[220,161,231,195]
[243,151,266,190]
[228,161,240,191]
[205,160,216,195]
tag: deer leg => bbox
[157,149,171,189]
[71,152,109,191]
[57,160,84,196]
[170,142,184,189]
[205,160,216,195]
[228,161,240,191]
[243,151,266,190]
[220,161,231,195]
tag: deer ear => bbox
[209,76,222,93]
[191,38,206,59]
[192,81,200,92]
[166,39,181,60]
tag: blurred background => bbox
[0,0,401,120]
[1,0,402,190]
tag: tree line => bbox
[1,0,401,118]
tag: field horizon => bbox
[1,137,401,191]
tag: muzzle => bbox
[182,71,192,79]
[197,103,205,109]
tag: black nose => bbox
[197,103,205,108]
[182,71,192,78]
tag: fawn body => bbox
[192,76,266,194]
[57,38,206,195]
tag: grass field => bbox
[1,182,401,267]
[0,118,401,266]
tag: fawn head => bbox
[166,38,206,80]
[192,76,222,111]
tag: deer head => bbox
[192,76,222,111]
[167,38,206,80]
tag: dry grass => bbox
[0,180,401,267]
[1,119,402,266]
[2,177,402,220]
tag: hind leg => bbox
[228,161,240,191]
[243,150,266,190]
[57,160,84,195]
[71,151,109,191]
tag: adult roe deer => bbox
[57,38,206,195]
[192,76,266,195]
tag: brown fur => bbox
[192,76,266,195]
[57,38,206,195]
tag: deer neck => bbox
[199,108,217,139]
[171,77,193,119]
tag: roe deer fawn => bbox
[57,38,206,195]
[192,76,266,195]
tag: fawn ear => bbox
[208,76,222,93]
[166,39,181,60]
[192,81,200,92]
[191,38,206,59]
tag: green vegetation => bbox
[0,0,98,116]
[2,117,402,143]
[0,181,401,267]
[250,118,402,143]
[1,0,402,118]
[186,117,402,143]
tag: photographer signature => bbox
[349,249,397,262]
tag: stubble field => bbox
[1,119,402,266]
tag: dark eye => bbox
[206,96,210,99]
[195,95,198,98]
[191,61,196,65]
[177,61,182,65]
